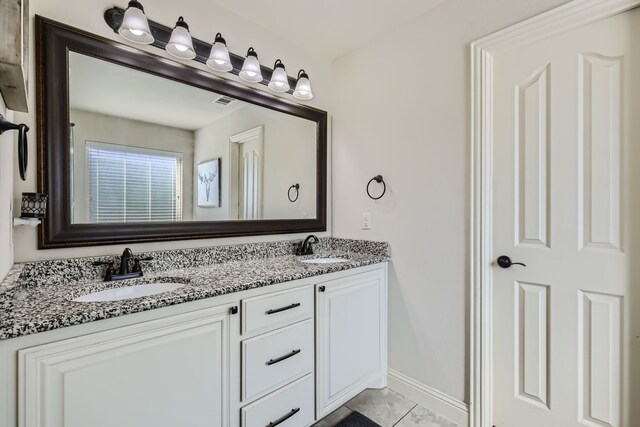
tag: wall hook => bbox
[0,114,29,181]
[366,175,386,200]
[288,183,300,202]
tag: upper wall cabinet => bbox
[0,0,29,111]
[36,17,327,248]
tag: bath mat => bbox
[336,411,382,427]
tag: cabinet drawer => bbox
[242,286,313,335]
[242,319,314,402]
[241,374,314,427]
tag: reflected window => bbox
[87,141,183,223]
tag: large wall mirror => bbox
[36,17,327,248]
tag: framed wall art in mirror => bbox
[36,16,327,248]
[197,158,221,209]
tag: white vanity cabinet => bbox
[17,304,236,427]
[238,265,387,427]
[315,268,388,418]
[1,263,387,427]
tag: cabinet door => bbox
[19,305,234,427]
[316,268,387,417]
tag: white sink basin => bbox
[73,283,185,302]
[301,257,348,264]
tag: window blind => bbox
[87,141,183,223]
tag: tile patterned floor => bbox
[313,388,460,427]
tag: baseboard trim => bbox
[387,369,469,427]
[319,371,387,419]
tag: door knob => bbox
[497,255,526,268]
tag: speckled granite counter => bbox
[0,238,389,341]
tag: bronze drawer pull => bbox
[266,349,301,366]
[266,408,300,427]
[266,303,301,315]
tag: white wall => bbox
[70,109,195,222]
[260,113,317,220]
[193,105,317,221]
[330,0,568,403]
[0,96,14,279]
[13,0,331,261]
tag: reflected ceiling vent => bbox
[213,95,236,106]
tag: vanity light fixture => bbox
[268,59,290,92]
[293,69,314,100]
[166,17,196,60]
[239,47,263,83]
[206,33,233,72]
[106,8,315,100]
[118,0,154,44]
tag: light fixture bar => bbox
[104,7,298,94]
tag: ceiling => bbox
[209,0,449,59]
[69,52,247,131]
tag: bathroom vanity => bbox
[0,239,389,427]
[0,14,390,427]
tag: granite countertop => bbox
[0,239,389,341]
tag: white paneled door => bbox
[239,136,262,220]
[492,8,640,427]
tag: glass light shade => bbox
[166,17,196,60]
[239,48,263,83]
[118,1,154,44]
[268,60,290,92]
[293,70,313,100]
[206,33,232,72]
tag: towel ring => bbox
[288,183,300,202]
[366,175,386,200]
[0,114,29,181]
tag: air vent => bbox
[213,95,236,106]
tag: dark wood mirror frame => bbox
[36,16,327,249]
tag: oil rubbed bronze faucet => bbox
[296,235,319,256]
[119,248,134,275]
[93,248,154,281]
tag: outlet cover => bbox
[361,213,371,230]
